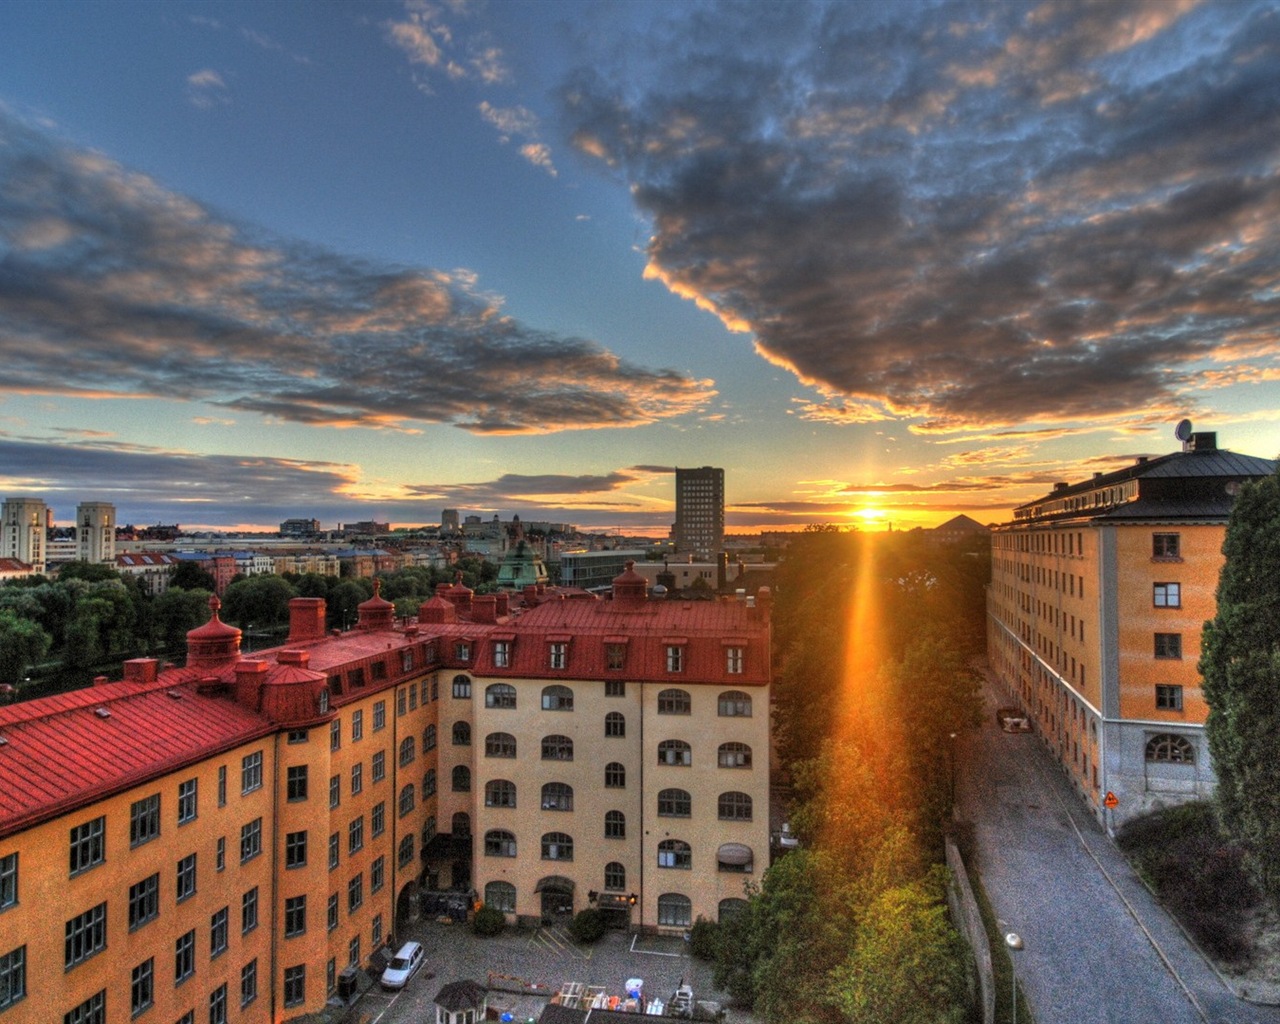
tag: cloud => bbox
[479,102,558,176]
[0,113,714,435]
[385,2,510,84]
[186,68,230,108]
[563,0,1280,432]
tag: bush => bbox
[473,904,506,937]
[568,908,607,944]
[689,916,719,961]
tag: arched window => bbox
[718,690,752,717]
[485,779,516,808]
[658,893,692,927]
[542,685,574,711]
[451,812,470,836]
[486,683,517,709]
[541,832,574,861]
[484,829,517,857]
[542,735,574,761]
[452,721,471,745]
[658,788,691,817]
[485,881,516,913]
[719,898,749,922]
[657,839,691,869]
[398,736,416,767]
[541,782,574,811]
[452,765,471,792]
[718,791,753,820]
[604,810,626,839]
[658,688,691,714]
[718,742,753,768]
[398,784,415,817]
[604,862,626,891]
[423,816,436,843]
[423,724,436,751]
[485,732,517,758]
[605,712,626,737]
[1145,733,1196,763]
[658,739,692,766]
[452,674,471,698]
[605,762,626,788]
[422,769,436,798]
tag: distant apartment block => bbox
[674,467,724,561]
[279,518,322,538]
[76,502,117,565]
[1,497,47,574]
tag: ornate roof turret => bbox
[611,560,649,610]
[186,595,242,668]
[356,577,395,631]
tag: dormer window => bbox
[666,645,684,673]
[455,642,471,662]
[318,689,330,713]
[493,641,511,668]
[725,646,745,674]
[549,643,567,670]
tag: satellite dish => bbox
[1174,418,1193,442]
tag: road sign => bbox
[1103,791,1119,808]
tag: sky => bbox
[1,0,1279,536]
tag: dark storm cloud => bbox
[0,113,713,434]
[403,470,642,504]
[564,0,1280,431]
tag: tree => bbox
[1202,464,1280,906]
[222,576,298,631]
[153,588,214,659]
[57,561,120,584]
[0,609,51,685]
[170,561,217,593]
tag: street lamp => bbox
[1005,932,1023,1024]
[245,623,253,653]
[948,732,958,814]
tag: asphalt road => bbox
[961,675,1280,1024]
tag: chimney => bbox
[123,658,160,685]
[288,598,327,643]
[277,650,310,667]
[472,595,498,623]
[235,660,270,711]
[494,592,510,617]
[1189,431,1218,451]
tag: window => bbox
[424,724,437,750]
[69,817,105,875]
[240,958,257,1008]
[348,934,361,967]
[718,791,753,820]
[541,832,573,861]
[542,734,573,760]
[658,788,691,817]
[718,690,752,717]
[658,893,692,927]
[541,782,574,811]
[330,719,341,751]
[285,895,307,937]
[453,721,471,745]
[409,682,418,710]
[216,836,225,871]
[130,794,161,847]
[666,645,684,673]
[348,874,363,913]
[330,774,341,809]
[658,739,692,765]
[327,893,339,931]
[718,742,753,768]
[657,840,691,869]
[175,929,195,984]
[452,766,472,792]
[485,881,516,913]
[486,683,517,708]
[372,750,386,782]
[604,862,626,891]
[129,873,160,930]
[1154,582,1181,608]
[605,762,625,788]
[242,886,258,934]
[66,902,108,966]
[726,646,744,674]
[352,709,363,740]
[450,812,468,836]
[399,736,416,767]
[606,645,626,672]
[486,732,517,758]
[0,854,12,910]
[329,833,339,870]
[493,641,511,668]
[177,778,198,824]
[424,769,437,797]
[209,983,228,1024]
[605,712,626,737]
[1153,533,1181,559]
[371,855,385,894]
[397,688,407,716]
[604,810,626,839]
[373,700,387,731]
[1146,733,1195,763]
[455,641,471,661]
[546,641,568,670]
[240,818,262,863]
[399,784,416,816]
[210,907,228,957]
[217,765,227,807]
[287,765,308,801]
[658,688,691,714]
[1154,633,1183,659]
[1156,684,1184,711]
[453,674,472,698]
[241,751,263,794]
[63,990,105,1024]
[177,853,197,901]
[398,834,415,868]
[485,830,517,857]
[284,965,306,1007]
[348,816,364,855]
[351,762,363,796]
[486,779,517,808]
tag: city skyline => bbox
[2,1,1279,534]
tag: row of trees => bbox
[702,529,988,1024]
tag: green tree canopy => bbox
[221,575,299,630]
[0,609,52,685]
[170,561,217,592]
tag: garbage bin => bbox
[338,967,359,1001]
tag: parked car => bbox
[380,941,425,990]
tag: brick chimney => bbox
[123,658,160,685]
[235,660,270,711]
[288,598,327,643]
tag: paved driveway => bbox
[961,674,1280,1024]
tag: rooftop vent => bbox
[167,690,183,700]
[0,734,8,747]
[94,707,112,719]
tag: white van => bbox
[380,941,425,990]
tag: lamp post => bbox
[948,732,958,814]
[1005,932,1023,1024]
